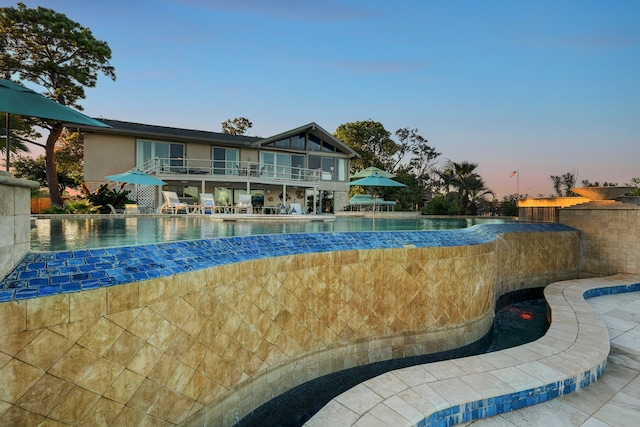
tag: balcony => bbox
[142,158,327,186]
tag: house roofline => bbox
[252,122,360,157]
[68,119,359,157]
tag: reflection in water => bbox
[31,217,506,252]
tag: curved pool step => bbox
[304,274,640,427]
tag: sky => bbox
[17,0,640,198]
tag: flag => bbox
[510,171,517,177]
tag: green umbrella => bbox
[350,166,395,179]
[1,78,110,171]
[349,174,405,221]
[105,170,166,186]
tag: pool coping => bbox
[303,274,640,427]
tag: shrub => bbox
[85,184,131,214]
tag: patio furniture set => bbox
[158,191,306,215]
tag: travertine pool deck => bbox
[305,274,640,427]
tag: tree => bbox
[54,129,84,185]
[12,153,78,193]
[550,172,576,197]
[0,3,116,206]
[625,177,640,196]
[221,117,253,135]
[433,161,493,215]
[334,120,398,173]
[1,113,42,159]
[395,127,440,190]
[497,194,519,216]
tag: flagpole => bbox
[516,170,519,201]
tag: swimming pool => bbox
[30,216,507,251]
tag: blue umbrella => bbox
[349,174,405,187]
[105,171,166,206]
[349,174,405,218]
[105,170,166,186]
[350,166,396,179]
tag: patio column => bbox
[282,184,287,208]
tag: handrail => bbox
[147,158,325,184]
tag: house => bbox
[71,119,358,213]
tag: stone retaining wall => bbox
[0,228,579,426]
[0,173,38,281]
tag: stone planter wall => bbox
[0,173,38,280]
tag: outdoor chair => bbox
[289,203,304,215]
[199,193,224,214]
[124,204,139,214]
[235,194,253,214]
[160,191,190,214]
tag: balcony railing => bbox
[140,158,326,184]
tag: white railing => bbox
[146,158,324,184]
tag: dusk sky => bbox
[20,0,640,198]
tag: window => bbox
[308,156,346,181]
[212,147,238,175]
[308,135,321,151]
[260,151,292,178]
[309,134,336,152]
[291,133,305,150]
[137,140,185,172]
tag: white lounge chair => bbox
[235,194,253,214]
[199,193,224,214]
[160,191,189,214]
[289,203,304,215]
[124,204,139,214]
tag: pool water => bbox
[30,216,506,251]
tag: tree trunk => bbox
[45,122,64,206]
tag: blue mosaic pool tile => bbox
[80,279,101,290]
[17,270,38,280]
[26,261,46,270]
[51,275,71,285]
[28,277,50,288]
[61,282,81,293]
[1,223,580,302]
[14,288,38,300]
[98,277,119,287]
[0,290,14,302]
[39,285,60,297]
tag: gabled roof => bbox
[69,119,358,157]
[253,122,359,157]
[68,119,261,146]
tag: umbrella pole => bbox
[5,113,9,172]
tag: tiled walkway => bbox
[305,275,640,427]
[465,284,640,426]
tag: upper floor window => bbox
[137,140,185,170]
[308,135,336,152]
[263,132,306,151]
[212,147,239,175]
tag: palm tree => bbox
[434,161,493,214]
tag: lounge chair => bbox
[160,191,190,214]
[235,194,253,214]
[199,193,224,214]
[124,204,139,214]
[289,203,304,215]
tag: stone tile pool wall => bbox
[0,223,580,426]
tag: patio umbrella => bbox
[105,170,166,205]
[350,166,395,179]
[105,170,166,186]
[1,78,110,171]
[349,174,405,222]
